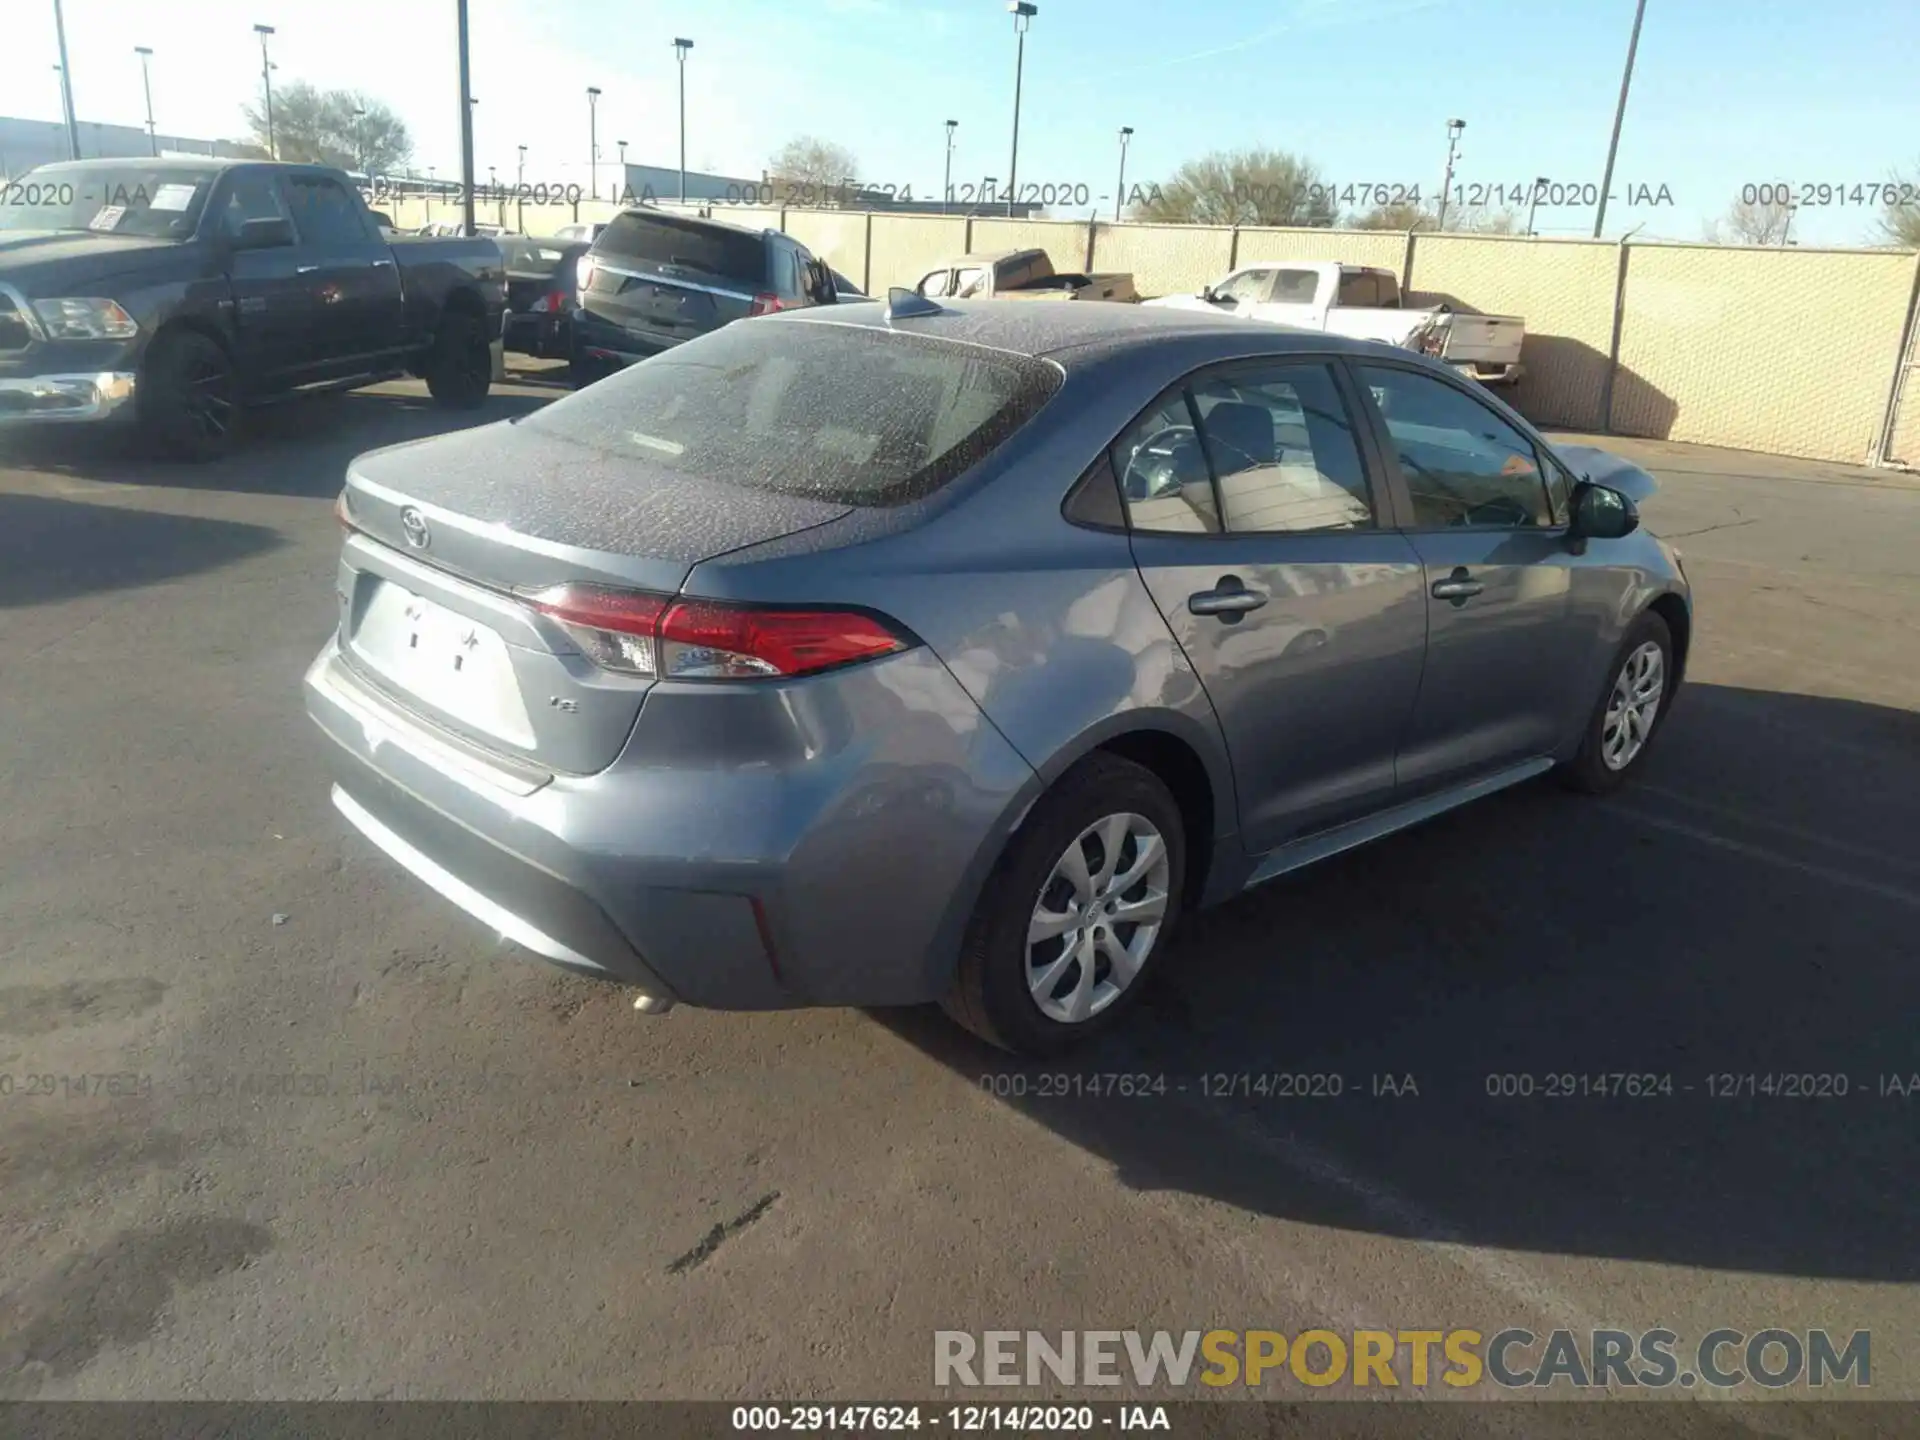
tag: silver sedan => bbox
[306,296,1690,1054]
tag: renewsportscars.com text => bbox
[934,1328,1869,1392]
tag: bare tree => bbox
[767,136,859,204]
[1706,193,1795,245]
[1877,164,1920,249]
[1348,199,1434,232]
[1134,147,1336,227]
[242,82,411,174]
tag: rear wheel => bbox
[1559,611,1674,794]
[944,754,1185,1055]
[424,306,493,409]
[139,329,238,461]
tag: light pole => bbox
[1593,0,1648,239]
[673,38,694,203]
[617,139,627,200]
[1434,117,1465,230]
[1114,125,1133,222]
[1005,2,1036,217]
[586,86,602,200]
[53,1,80,161]
[455,0,475,236]
[254,24,277,159]
[134,47,157,155]
[1525,175,1549,236]
[1781,203,1798,248]
[943,120,958,214]
[349,105,367,174]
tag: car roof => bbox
[33,155,240,173]
[781,298,1395,365]
[606,206,770,241]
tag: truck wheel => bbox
[943,753,1185,1056]
[139,330,238,461]
[424,308,493,409]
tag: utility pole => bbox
[254,24,277,159]
[586,86,602,200]
[1525,175,1548,236]
[135,47,157,156]
[674,38,694,204]
[1593,0,1649,239]
[943,120,958,214]
[1114,126,1133,222]
[1005,2,1036,217]
[1435,118,1464,230]
[53,1,80,161]
[456,0,476,236]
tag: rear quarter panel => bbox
[681,345,1256,953]
[389,234,507,347]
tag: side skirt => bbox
[1244,757,1554,890]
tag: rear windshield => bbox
[520,320,1062,506]
[593,211,766,288]
[497,237,570,272]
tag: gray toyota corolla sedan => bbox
[306,295,1690,1054]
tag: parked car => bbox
[497,235,590,360]
[914,248,1138,303]
[1147,261,1526,386]
[554,222,608,244]
[305,298,1689,1055]
[569,207,838,384]
[0,158,505,458]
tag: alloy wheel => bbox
[1025,812,1171,1024]
[1602,640,1665,771]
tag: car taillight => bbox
[576,254,597,290]
[530,289,569,314]
[527,585,911,680]
[334,489,357,531]
[748,293,788,316]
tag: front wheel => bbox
[424,308,493,409]
[1559,611,1674,794]
[944,753,1185,1055]
[139,329,238,461]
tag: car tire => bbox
[1559,610,1675,795]
[423,307,493,409]
[943,753,1186,1056]
[138,329,239,461]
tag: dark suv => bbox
[569,208,840,384]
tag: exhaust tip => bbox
[633,993,676,1015]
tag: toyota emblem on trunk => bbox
[399,506,431,550]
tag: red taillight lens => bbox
[334,489,356,531]
[527,586,909,680]
[748,293,787,316]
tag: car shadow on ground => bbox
[0,491,285,610]
[0,387,553,501]
[873,683,1920,1281]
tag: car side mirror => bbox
[232,216,294,250]
[1568,481,1639,546]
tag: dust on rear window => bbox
[593,211,767,287]
[519,320,1062,506]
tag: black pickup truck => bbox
[0,158,505,458]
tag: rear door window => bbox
[593,211,768,292]
[1191,364,1376,533]
[521,321,1062,506]
[1336,271,1384,308]
[1270,269,1320,303]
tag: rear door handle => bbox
[1188,577,1268,619]
[1430,567,1485,604]
[295,264,320,274]
[371,258,395,269]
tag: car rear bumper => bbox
[303,634,1036,1012]
[0,371,138,426]
[571,309,677,368]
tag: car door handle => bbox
[1188,578,1268,618]
[371,258,395,269]
[295,264,320,274]
[1430,568,1485,604]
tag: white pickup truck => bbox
[1145,260,1525,387]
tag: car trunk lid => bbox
[1439,313,1525,365]
[336,419,851,773]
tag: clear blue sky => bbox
[9,0,1919,245]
